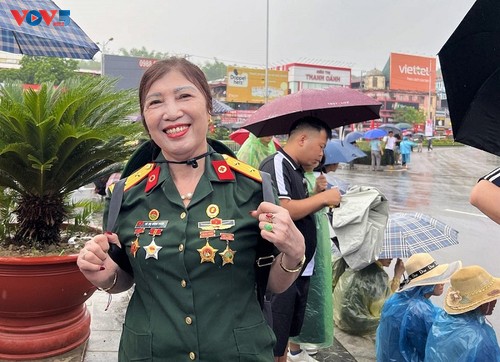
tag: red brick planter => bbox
[0,254,96,360]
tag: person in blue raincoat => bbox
[425,265,500,362]
[376,253,461,362]
[399,137,417,169]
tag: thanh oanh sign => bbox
[226,66,288,104]
[389,53,436,92]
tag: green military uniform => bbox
[109,148,276,361]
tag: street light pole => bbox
[99,37,114,77]
[264,0,269,103]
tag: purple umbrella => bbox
[242,87,381,136]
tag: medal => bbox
[197,241,218,263]
[219,233,236,265]
[144,240,162,260]
[148,209,160,221]
[130,237,140,257]
[130,227,145,257]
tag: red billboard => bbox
[389,53,436,92]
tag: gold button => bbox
[178,244,184,252]
[189,352,196,360]
[181,280,187,288]
[180,212,186,219]
[185,316,192,325]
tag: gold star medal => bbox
[130,226,145,258]
[219,246,236,265]
[130,238,140,257]
[197,241,218,263]
[219,232,236,265]
[144,240,162,260]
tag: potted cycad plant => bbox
[0,77,141,360]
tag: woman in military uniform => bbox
[77,57,306,361]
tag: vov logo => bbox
[11,9,71,26]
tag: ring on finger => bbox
[265,212,274,222]
[264,223,273,232]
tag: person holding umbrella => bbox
[370,136,384,171]
[77,57,307,361]
[425,265,500,361]
[260,116,342,362]
[376,253,461,362]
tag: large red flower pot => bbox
[0,254,96,360]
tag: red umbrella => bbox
[241,87,381,137]
[229,128,281,148]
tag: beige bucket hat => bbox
[445,265,500,314]
[398,253,462,292]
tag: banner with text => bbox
[226,66,288,104]
[389,53,436,92]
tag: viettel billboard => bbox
[389,53,436,92]
[226,66,288,104]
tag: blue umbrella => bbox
[379,212,459,259]
[324,139,366,165]
[364,128,387,140]
[395,122,413,130]
[344,131,364,144]
[0,0,99,59]
[378,124,402,134]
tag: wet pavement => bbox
[19,145,497,362]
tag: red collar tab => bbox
[145,165,161,192]
[212,160,235,181]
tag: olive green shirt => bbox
[112,150,276,361]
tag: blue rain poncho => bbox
[376,285,439,362]
[425,309,500,362]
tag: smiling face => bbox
[142,70,210,160]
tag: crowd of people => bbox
[78,58,500,362]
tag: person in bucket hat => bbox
[376,253,461,362]
[425,265,500,362]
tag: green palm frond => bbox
[0,77,142,246]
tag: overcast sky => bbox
[57,0,475,74]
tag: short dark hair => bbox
[138,57,213,129]
[289,116,331,139]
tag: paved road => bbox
[333,146,500,336]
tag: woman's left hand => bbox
[250,201,305,261]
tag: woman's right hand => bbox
[77,232,121,273]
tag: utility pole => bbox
[98,37,114,77]
[264,0,269,104]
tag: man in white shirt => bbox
[384,131,396,169]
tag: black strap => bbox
[256,171,278,310]
[261,171,274,203]
[106,179,134,276]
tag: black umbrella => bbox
[438,0,500,156]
